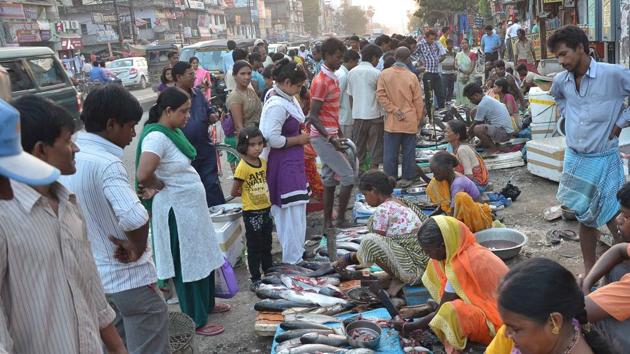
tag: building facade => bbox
[264,0,304,41]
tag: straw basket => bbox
[169,312,197,354]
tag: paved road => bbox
[123,88,157,184]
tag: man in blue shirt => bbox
[550,26,630,274]
[89,61,109,83]
[173,61,225,207]
[481,25,501,78]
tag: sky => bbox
[330,0,418,34]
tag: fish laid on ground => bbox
[267,264,313,274]
[254,299,315,312]
[261,274,284,285]
[307,302,355,316]
[282,307,313,316]
[319,286,344,297]
[275,329,334,343]
[284,313,341,324]
[300,332,348,347]
[274,338,303,353]
[342,349,376,354]
[278,289,352,307]
[280,320,333,331]
[277,344,345,354]
[297,261,329,271]
[255,284,288,299]
[306,263,335,277]
[292,275,341,286]
[336,242,360,252]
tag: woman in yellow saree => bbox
[426,151,493,232]
[398,216,508,353]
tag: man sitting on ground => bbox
[464,82,514,154]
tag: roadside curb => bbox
[137,93,157,111]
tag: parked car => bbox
[106,57,149,89]
[0,46,81,122]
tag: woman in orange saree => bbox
[397,216,508,353]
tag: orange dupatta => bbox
[422,216,508,349]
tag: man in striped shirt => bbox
[309,38,355,231]
[2,95,126,353]
[62,86,169,354]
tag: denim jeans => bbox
[383,132,417,180]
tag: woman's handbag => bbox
[215,258,239,298]
[221,113,235,137]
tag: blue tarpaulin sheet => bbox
[270,307,404,354]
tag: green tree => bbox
[301,0,321,35]
[342,5,368,36]
[415,0,468,26]
[408,12,423,32]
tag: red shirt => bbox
[309,65,340,137]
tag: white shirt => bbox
[506,23,522,40]
[335,65,353,126]
[61,132,155,294]
[347,61,383,120]
[141,131,223,282]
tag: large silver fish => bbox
[278,289,352,307]
[275,329,334,343]
[284,313,341,324]
[300,332,348,346]
[280,320,333,331]
[254,299,315,312]
[277,344,345,354]
[274,338,303,353]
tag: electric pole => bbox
[113,0,124,46]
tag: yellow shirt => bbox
[439,35,448,48]
[234,158,271,211]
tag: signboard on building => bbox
[188,0,205,10]
[16,30,41,42]
[40,30,51,41]
[23,6,39,20]
[0,3,25,19]
[601,0,613,41]
[61,38,83,50]
[543,0,563,3]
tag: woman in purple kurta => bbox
[259,59,310,264]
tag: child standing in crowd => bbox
[231,128,273,290]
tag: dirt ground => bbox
[186,165,609,354]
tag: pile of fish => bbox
[303,228,369,260]
[254,263,355,313]
[273,313,376,354]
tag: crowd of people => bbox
[0,22,629,354]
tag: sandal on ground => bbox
[546,230,561,245]
[210,303,231,314]
[196,323,224,336]
[553,229,579,242]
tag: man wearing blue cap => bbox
[0,96,127,354]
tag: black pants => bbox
[422,72,445,111]
[243,208,273,281]
[442,73,457,103]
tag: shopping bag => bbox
[215,258,239,299]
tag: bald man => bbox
[376,47,425,187]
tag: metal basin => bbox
[209,203,242,222]
[345,320,381,349]
[474,228,528,260]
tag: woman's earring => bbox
[550,316,560,335]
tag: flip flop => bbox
[196,323,224,336]
[546,230,561,245]
[554,229,579,242]
[211,303,231,314]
